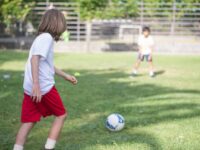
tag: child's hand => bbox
[31,83,42,103]
[64,74,78,85]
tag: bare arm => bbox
[54,66,68,79]
[54,66,77,85]
[31,55,42,102]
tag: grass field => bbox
[0,51,200,150]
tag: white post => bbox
[77,4,80,41]
[46,0,49,8]
[140,0,144,26]
[171,1,176,35]
[86,21,92,52]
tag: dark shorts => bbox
[138,53,152,62]
[21,86,66,123]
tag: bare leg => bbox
[132,59,141,75]
[14,123,35,148]
[134,60,141,70]
[148,61,154,76]
[45,113,67,149]
[48,113,67,140]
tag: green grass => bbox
[0,51,200,150]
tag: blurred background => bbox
[0,0,200,53]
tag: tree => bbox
[77,0,138,20]
[0,0,33,35]
[77,0,108,20]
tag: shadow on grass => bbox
[154,70,165,76]
[59,130,162,150]
[0,51,28,66]
[57,69,200,150]
[1,69,200,150]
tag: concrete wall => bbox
[54,35,200,54]
[0,35,199,54]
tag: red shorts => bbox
[21,86,66,123]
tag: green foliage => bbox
[1,0,200,26]
[78,0,138,20]
[78,0,200,20]
[0,0,33,27]
[78,0,108,20]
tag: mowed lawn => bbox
[0,51,200,150]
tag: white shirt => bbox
[23,33,55,95]
[138,35,154,55]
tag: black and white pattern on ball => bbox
[116,114,124,123]
[105,113,125,131]
[106,120,116,130]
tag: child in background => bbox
[132,26,155,77]
[13,9,77,150]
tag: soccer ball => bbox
[106,113,125,131]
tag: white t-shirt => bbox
[23,33,55,95]
[138,35,154,55]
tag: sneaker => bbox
[149,71,155,77]
[132,70,138,76]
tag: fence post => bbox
[46,0,49,8]
[77,4,80,41]
[86,21,92,52]
[140,0,144,26]
[171,2,176,35]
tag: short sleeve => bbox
[32,33,53,59]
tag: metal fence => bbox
[137,2,200,36]
[31,2,84,41]
[31,2,200,40]
[0,2,200,52]
[1,2,199,38]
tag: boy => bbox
[132,26,155,77]
[13,9,77,150]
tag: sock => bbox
[149,71,154,76]
[45,138,56,149]
[13,144,23,150]
[133,70,138,74]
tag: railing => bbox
[137,2,200,35]
[31,2,85,41]
[31,2,200,40]
[0,2,199,43]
